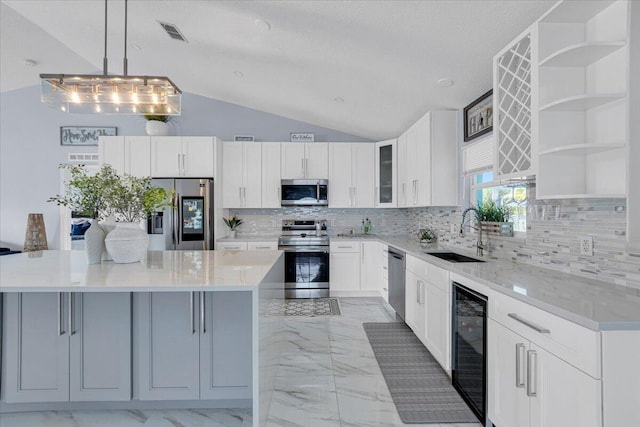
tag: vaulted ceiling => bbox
[1,0,554,140]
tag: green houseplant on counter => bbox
[223,215,243,238]
[476,200,513,237]
[49,164,173,263]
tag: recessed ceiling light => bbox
[334,97,344,103]
[437,78,454,87]
[254,19,271,31]
[234,70,244,77]
[24,59,38,67]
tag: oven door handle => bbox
[279,246,329,253]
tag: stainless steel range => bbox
[278,219,329,299]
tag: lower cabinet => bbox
[360,241,380,292]
[330,241,361,294]
[404,269,425,342]
[423,280,449,371]
[135,291,252,401]
[2,292,131,403]
[488,318,602,427]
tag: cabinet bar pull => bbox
[177,154,181,175]
[526,350,537,397]
[69,292,76,335]
[508,313,550,334]
[182,154,186,175]
[239,187,242,204]
[255,246,270,249]
[58,292,64,335]
[190,292,195,334]
[301,158,305,176]
[337,245,352,249]
[515,343,525,388]
[200,292,206,334]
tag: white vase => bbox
[229,230,237,238]
[99,220,117,261]
[145,120,170,136]
[84,220,105,264]
[104,222,149,263]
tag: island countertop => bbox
[0,250,284,292]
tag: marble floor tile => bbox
[267,375,340,427]
[332,354,381,377]
[276,351,333,377]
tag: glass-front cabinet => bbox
[375,139,397,207]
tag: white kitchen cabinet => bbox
[375,139,397,207]
[99,136,150,177]
[222,142,262,208]
[261,142,281,208]
[360,241,379,291]
[151,136,215,177]
[405,261,426,344]
[488,319,601,427]
[403,111,458,207]
[422,265,451,371]
[2,292,131,403]
[281,142,328,179]
[135,292,252,401]
[217,241,249,251]
[380,244,389,302]
[330,241,361,294]
[328,143,375,208]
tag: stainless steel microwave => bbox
[281,179,328,206]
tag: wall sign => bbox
[60,126,117,146]
[290,133,315,142]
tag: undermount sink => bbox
[424,251,485,263]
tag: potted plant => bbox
[419,228,437,246]
[223,215,243,238]
[49,165,172,263]
[476,200,513,236]
[144,114,172,136]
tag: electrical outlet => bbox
[580,236,594,256]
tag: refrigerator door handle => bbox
[174,193,180,245]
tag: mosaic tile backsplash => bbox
[231,198,640,289]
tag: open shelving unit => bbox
[535,0,629,200]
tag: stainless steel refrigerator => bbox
[147,178,214,250]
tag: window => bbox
[471,170,528,233]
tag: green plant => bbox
[144,114,171,123]
[48,164,173,222]
[419,228,437,241]
[223,215,243,230]
[476,200,512,222]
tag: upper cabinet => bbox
[536,0,629,199]
[151,136,215,178]
[397,111,458,208]
[375,139,397,207]
[222,142,262,208]
[99,136,151,177]
[281,142,328,179]
[494,26,536,180]
[328,143,375,208]
[261,142,282,208]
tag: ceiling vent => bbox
[158,21,188,42]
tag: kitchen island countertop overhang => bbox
[0,250,284,292]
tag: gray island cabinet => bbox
[0,250,285,427]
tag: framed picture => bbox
[60,126,117,146]
[463,90,493,142]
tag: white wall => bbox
[0,85,370,250]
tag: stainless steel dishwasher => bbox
[387,247,406,320]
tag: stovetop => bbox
[279,219,329,246]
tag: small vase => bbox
[84,220,105,264]
[99,220,117,261]
[145,120,170,136]
[229,230,237,238]
[104,222,149,263]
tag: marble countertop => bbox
[0,250,283,293]
[334,234,640,331]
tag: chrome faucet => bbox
[460,207,485,257]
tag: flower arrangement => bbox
[476,200,512,223]
[48,164,173,222]
[223,215,243,231]
[419,228,437,243]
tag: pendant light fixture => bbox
[39,0,181,115]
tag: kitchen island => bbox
[0,250,285,427]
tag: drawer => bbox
[247,241,278,250]
[217,242,248,251]
[490,291,601,378]
[330,241,361,253]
